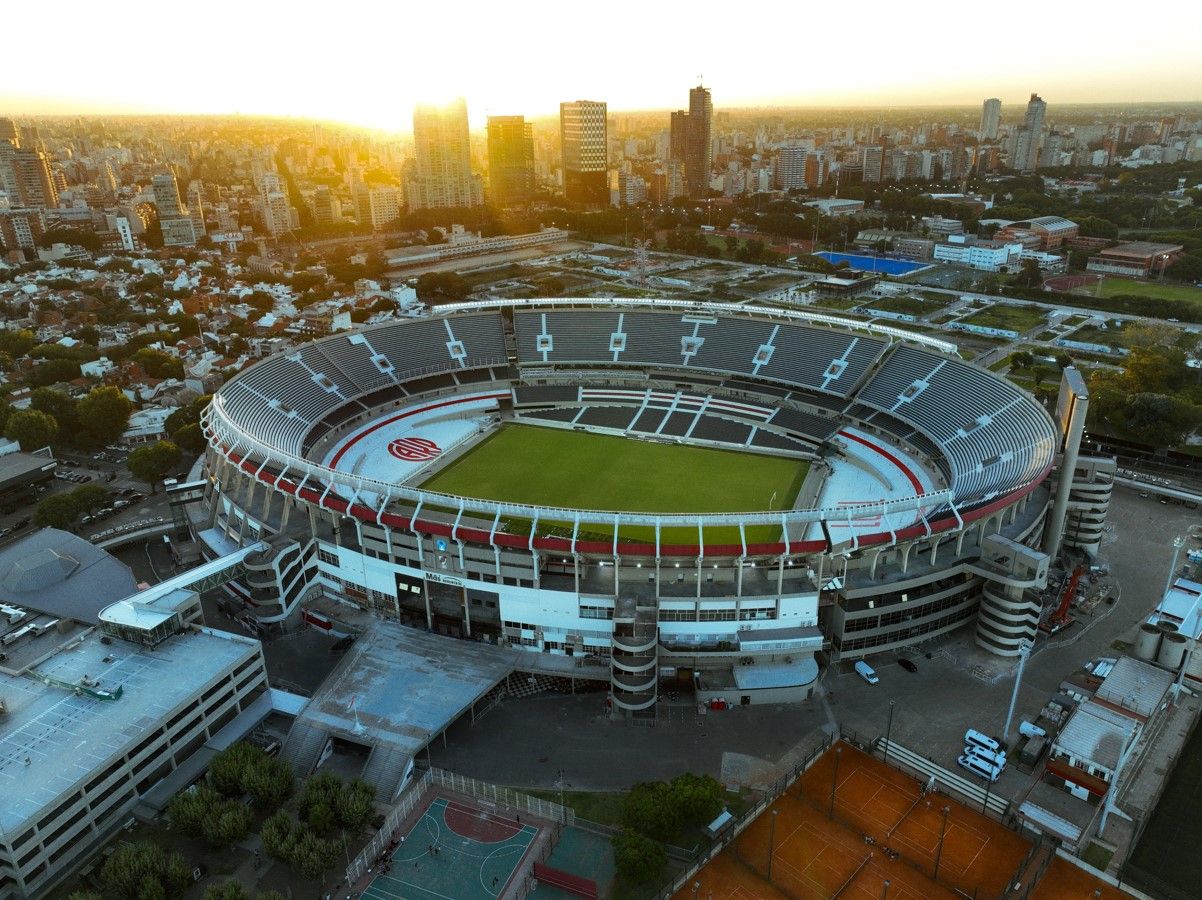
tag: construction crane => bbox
[1042,564,1086,634]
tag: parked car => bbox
[898,658,918,673]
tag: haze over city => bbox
[4,0,1202,128]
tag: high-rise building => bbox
[979,98,1001,140]
[560,100,607,206]
[684,84,712,199]
[313,186,342,226]
[776,147,808,191]
[486,115,534,206]
[366,186,403,229]
[669,110,689,162]
[151,172,185,218]
[862,146,885,183]
[1012,93,1047,172]
[187,181,206,236]
[8,148,59,209]
[0,117,17,147]
[407,99,483,210]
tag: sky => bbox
[4,0,1201,130]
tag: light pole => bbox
[767,809,779,882]
[883,700,895,766]
[1165,536,1186,602]
[1003,640,1033,745]
[933,806,951,880]
[830,747,842,818]
[881,879,891,900]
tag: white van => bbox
[957,753,1002,782]
[965,745,1006,769]
[855,661,879,684]
[964,728,1002,755]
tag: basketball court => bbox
[361,796,540,900]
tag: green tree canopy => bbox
[77,386,134,447]
[34,492,81,529]
[612,829,666,884]
[98,841,190,900]
[127,440,181,489]
[414,271,470,305]
[30,388,79,442]
[6,409,58,451]
[621,782,679,842]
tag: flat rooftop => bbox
[296,622,515,756]
[1099,241,1184,260]
[0,627,259,837]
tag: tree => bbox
[612,829,666,884]
[6,409,58,451]
[668,773,723,828]
[621,782,679,842]
[168,785,251,847]
[1055,353,1073,369]
[1076,215,1119,240]
[206,741,293,809]
[133,348,185,379]
[0,328,36,357]
[414,271,470,305]
[1008,350,1034,371]
[127,440,181,491]
[1010,258,1043,289]
[29,357,82,386]
[30,388,79,442]
[35,492,81,529]
[77,386,134,448]
[203,884,251,900]
[71,483,110,513]
[98,841,190,900]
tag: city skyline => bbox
[3,0,1201,129]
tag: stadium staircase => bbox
[611,597,659,722]
[360,744,413,803]
[280,721,330,777]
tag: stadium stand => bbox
[514,385,580,405]
[768,408,840,443]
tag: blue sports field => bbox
[361,796,539,900]
[815,251,928,276]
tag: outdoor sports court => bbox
[361,796,540,900]
[677,741,1030,900]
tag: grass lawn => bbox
[864,293,952,316]
[961,302,1048,333]
[1070,322,1130,348]
[811,294,865,311]
[419,424,808,544]
[1075,276,1202,306]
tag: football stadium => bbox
[201,298,1072,715]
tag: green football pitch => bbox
[417,424,809,544]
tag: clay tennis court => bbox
[676,741,1030,900]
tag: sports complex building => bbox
[199,298,1109,715]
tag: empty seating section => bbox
[310,334,396,393]
[514,309,883,396]
[659,411,695,437]
[769,408,840,443]
[514,385,580,405]
[752,430,810,453]
[857,345,1056,502]
[514,310,619,361]
[691,417,752,445]
[519,408,580,424]
[759,325,885,394]
[630,408,663,433]
[364,313,507,378]
[577,407,636,429]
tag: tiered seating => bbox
[520,408,580,424]
[691,317,776,373]
[366,312,507,376]
[692,417,752,444]
[659,411,695,437]
[630,407,663,433]
[576,407,635,429]
[314,333,396,393]
[752,430,811,453]
[858,346,1057,504]
[513,310,619,362]
[758,326,886,395]
[515,385,579,405]
[769,408,840,443]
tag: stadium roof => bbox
[0,529,138,624]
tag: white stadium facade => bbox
[199,298,1109,714]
